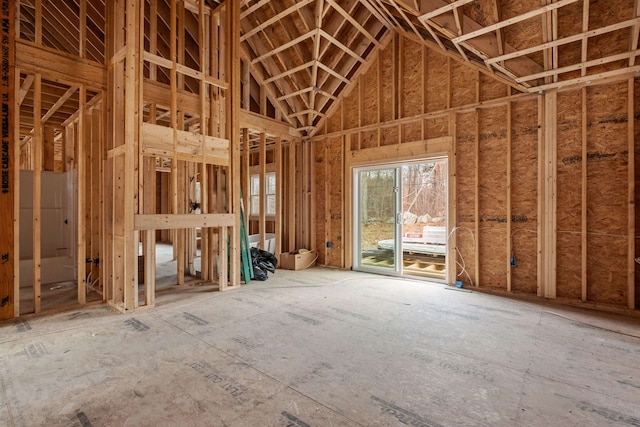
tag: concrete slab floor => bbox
[1,268,639,426]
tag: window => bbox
[250,172,276,216]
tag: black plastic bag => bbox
[253,265,268,281]
[250,247,278,274]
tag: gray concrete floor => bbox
[1,267,640,426]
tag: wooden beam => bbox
[1,0,16,320]
[134,214,234,230]
[16,40,107,90]
[240,109,299,137]
[241,0,315,41]
[227,0,242,289]
[419,0,476,20]
[453,0,579,44]
[488,17,640,65]
[18,74,34,106]
[630,0,640,66]
[325,0,381,47]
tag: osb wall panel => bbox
[314,140,328,266]
[361,130,378,150]
[502,0,543,60]
[450,61,476,108]
[380,41,395,122]
[361,59,379,127]
[586,82,629,305]
[587,0,634,76]
[510,100,538,294]
[326,104,342,134]
[343,81,360,130]
[401,37,423,118]
[478,106,508,289]
[401,122,422,143]
[556,91,583,300]
[381,127,398,146]
[425,49,448,112]
[455,111,477,286]
[328,138,344,267]
[479,73,508,102]
[425,117,449,139]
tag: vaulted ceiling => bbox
[15,0,640,138]
[240,0,640,136]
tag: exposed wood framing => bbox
[0,0,15,320]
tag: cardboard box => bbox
[280,250,317,270]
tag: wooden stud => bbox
[10,64,19,318]
[91,108,101,296]
[448,112,457,286]
[288,141,296,251]
[344,134,353,269]
[122,0,140,310]
[474,109,480,287]
[35,0,42,44]
[628,78,636,309]
[506,102,512,292]
[310,140,317,254]
[275,136,283,260]
[540,91,558,299]
[79,0,86,58]
[43,127,55,172]
[581,87,588,302]
[33,74,42,313]
[259,133,266,249]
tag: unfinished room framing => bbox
[1,0,640,321]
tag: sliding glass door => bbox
[353,159,448,280]
[354,167,400,273]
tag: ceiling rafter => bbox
[453,0,579,45]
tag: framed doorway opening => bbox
[353,158,448,281]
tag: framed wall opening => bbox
[353,157,448,281]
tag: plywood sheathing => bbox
[556,90,583,300]
[455,111,478,287]
[425,49,448,113]
[510,100,539,294]
[586,82,630,305]
[478,106,508,289]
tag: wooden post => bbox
[474,109,480,287]
[226,0,242,288]
[581,87,588,302]
[448,112,457,286]
[0,0,16,320]
[344,134,352,269]
[76,95,91,304]
[628,78,636,309]
[275,136,282,260]
[33,75,43,312]
[43,127,55,172]
[288,141,296,251]
[259,132,266,249]
[506,102,512,292]
[541,91,557,299]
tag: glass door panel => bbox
[400,160,448,280]
[356,168,398,272]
